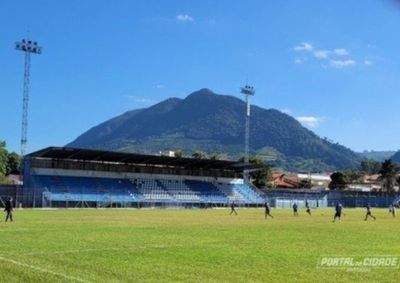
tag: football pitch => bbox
[0,208,399,282]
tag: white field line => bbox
[0,256,90,283]
[0,243,211,282]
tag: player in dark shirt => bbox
[4,197,13,222]
[389,205,396,218]
[292,203,298,216]
[305,200,311,216]
[229,202,237,215]
[333,202,342,222]
[364,204,376,221]
[264,202,274,219]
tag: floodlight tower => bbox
[15,39,42,158]
[241,85,255,163]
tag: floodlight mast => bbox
[15,39,42,158]
[241,85,255,164]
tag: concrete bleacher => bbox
[184,180,227,203]
[33,174,264,206]
[131,178,172,201]
[157,179,201,202]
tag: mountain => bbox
[68,88,361,171]
[390,150,400,165]
[358,150,396,162]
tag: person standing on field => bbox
[332,202,343,222]
[229,202,237,215]
[4,197,13,222]
[305,200,311,216]
[264,202,273,219]
[292,203,298,216]
[389,205,396,217]
[364,204,376,221]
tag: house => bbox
[272,173,301,188]
[6,174,23,185]
[297,173,331,187]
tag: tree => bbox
[174,150,183,158]
[329,172,348,190]
[247,157,273,188]
[299,179,312,189]
[360,159,381,175]
[7,152,21,175]
[0,141,8,183]
[209,154,220,160]
[0,142,21,183]
[192,151,206,159]
[344,170,363,184]
[379,159,398,193]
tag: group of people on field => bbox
[292,201,312,216]
[230,202,274,219]
[229,200,397,221]
[2,197,398,222]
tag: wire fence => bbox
[1,185,399,209]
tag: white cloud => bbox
[364,60,372,66]
[330,59,356,68]
[314,50,330,59]
[334,48,349,56]
[294,42,313,51]
[124,95,154,104]
[134,98,152,103]
[177,14,194,22]
[294,59,303,64]
[296,116,321,128]
[281,108,292,114]
[153,84,166,89]
[292,43,364,69]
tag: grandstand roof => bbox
[27,147,260,172]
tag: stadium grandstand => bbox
[22,147,266,208]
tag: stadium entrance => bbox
[23,147,265,208]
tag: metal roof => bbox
[27,147,259,172]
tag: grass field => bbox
[0,208,399,282]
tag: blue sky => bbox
[1,0,400,154]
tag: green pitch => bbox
[0,208,399,282]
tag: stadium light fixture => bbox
[15,38,42,159]
[241,85,255,164]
